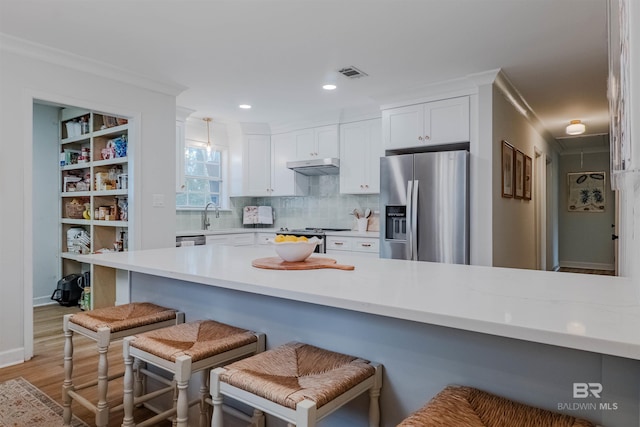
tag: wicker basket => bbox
[65,202,85,219]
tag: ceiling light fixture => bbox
[566,119,586,135]
[322,84,337,90]
[239,104,252,109]
[203,117,212,153]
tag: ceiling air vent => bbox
[338,66,368,79]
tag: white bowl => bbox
[269,237,321,262]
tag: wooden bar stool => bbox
[397,385,596,426]
[210,341,383,427]
[121,319,265,427]
[62,302,184,427]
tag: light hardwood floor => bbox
[0,304,171,427]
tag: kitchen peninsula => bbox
[81,245,640,427]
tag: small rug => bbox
[0,377,88,427]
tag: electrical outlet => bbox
[152,193,165,207]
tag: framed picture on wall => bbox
[501,141,514,198]
[514,149,525,199]
[567,171,606,212]
[524,155,532,200]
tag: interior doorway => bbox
[555,135,616,276]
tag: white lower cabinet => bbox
[326,236,379,257]
[206,233,255,246]
[256,233,276,244]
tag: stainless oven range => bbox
[276,227,350,253]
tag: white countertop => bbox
[81,245,640,360]
[175,228,378,238]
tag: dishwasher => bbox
[175,235,206,247]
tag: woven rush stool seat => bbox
[62,302,183,427]
[122,319,265,427]
[210,341,383,427]
[397,385,596,427]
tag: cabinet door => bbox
[365,118,383,193]
[382,104,423,150]
[293,128,315,160]
[244,135,271,196]
[340,119,382,194]
[423,96,470,144]
[314,124,339,158]
[271,133,296,196]
[340,121,369,193]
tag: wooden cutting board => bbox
[252,257,355,271]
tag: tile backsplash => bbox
[176,175,379,232]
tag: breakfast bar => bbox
[81,245,640,427]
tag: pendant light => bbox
[203,117,212,153]
[566,119,586,135]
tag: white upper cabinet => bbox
[339,118,382,194]
[244,134,271,196]
[243,133,309,197]
[294,124,339,160]
[271,133,308,196]
[382,96,469,150]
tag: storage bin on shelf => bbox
[65,199,87,219]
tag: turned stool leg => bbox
[175,356,192,427]
[95,327,111,427]
[368,364,383,427]
[199,370,210,427]
[133,357,145,405]
[251,409,265,427]
[296,400,317,427]
[62,314,74,426]
[122,337,135,427]
[210,368,224,427]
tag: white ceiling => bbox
[0,0,610,139]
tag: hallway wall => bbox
[558,150,615,270]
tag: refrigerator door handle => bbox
[411,180,419,261]
[406,180,413,260]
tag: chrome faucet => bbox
[202,202,214,230]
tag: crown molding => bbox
[176,106,196,122]
[1,33,187,97]
[493,69,561,153]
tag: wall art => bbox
[567,172,606,212]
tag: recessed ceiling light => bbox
[239,104,252,109]
[322,84,337,91]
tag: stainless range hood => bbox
[286,158,340,176]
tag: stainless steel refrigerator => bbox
[380,150,469,264]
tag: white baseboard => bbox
[558,260,615,271]
[33,297,57,307]
[0,347,25,369]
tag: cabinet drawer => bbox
[256,233,276,244]
[325,236,353,251]
[231,233,255,246]
[206,235,231,245]
[353,238,379,253]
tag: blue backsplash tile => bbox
[176,175,379,232]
